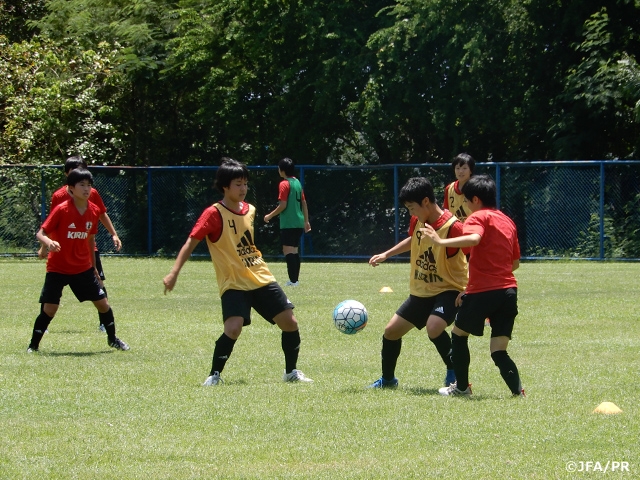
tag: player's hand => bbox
[263,215,270,223]
[47,241,61,253]
[163,273,177,295]
[112,235,122,252]
[304,222,311,233]
[37,245,47,259]
[419,225,441,244]
[369,254,386,267]
[455,292,466,307]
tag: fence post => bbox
[40,167,47,221]
[147,168,153,255]
[599,161,605,260]
[394,165,399,246]
[495,163,501,209]
[300,165,305,258]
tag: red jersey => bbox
[41,198,100,275]
[463,208,520,294]
[51,186,107,215]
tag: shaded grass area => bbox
[1,258,638,479]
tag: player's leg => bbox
[94,249,108,332]
[281,228,302,285]
[28,273,64,352]
[426,291,458,386]
[254,283,311,382]
[203,290,250,385]
[489,288,523,396]
[69,268,128,350]
[368,314,413,388]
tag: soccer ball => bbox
[333,300,368,335]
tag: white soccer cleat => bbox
[438,381,472,396]
[203,372,222,386]
[283,369,313,383]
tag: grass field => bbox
[1,258,638,479]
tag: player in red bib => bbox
[27,169,129,353]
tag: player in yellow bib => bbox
[443,153,475,223]
[163,158,312,386]
[367,177,468,389]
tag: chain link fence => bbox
[1,161,639,260]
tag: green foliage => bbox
[0,35,127,165]
[1,0,640,165]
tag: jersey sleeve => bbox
[42,204,63,233]
[408,216,418,236]
[190,206,223,242]
[277,180,290,202]
[89,188,107,215]
[462,213,485,237]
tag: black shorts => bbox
[455,288,518,337]
[39,268,107,304]
[280,228,304,248]
[396,291,460,330]
[220,283,294,326]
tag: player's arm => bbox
[301,198,311,233]
[264,201,287,223]
[87,234,104,286]
[421,225,481,248]
[512,259,520,271]
[163,236,201,294]
[99,212,122,251]
[36,227,60,254]
[369,236,411,267]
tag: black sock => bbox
[29,307,53,349]
[451,333,470,389]
[211,333,236,375]
[99,308,116,342]
[491,350,522,395]
[381,336,402,380]
[285,253,300,282]
[429,330,454,369]
[281,330,301,373]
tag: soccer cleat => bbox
[445,369,456,387]
[283,369,313,382]
[285,281,300,287]
[513,388,526,398]
[203,372,223,386]
[367,377,399,389]
[99,324,106,333]
[26,346,38,353]
[108,338,130,351]
[438,381,472,396]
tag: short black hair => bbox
[214,157,249,193]
[66,168,93,187]
[278,157,295,176]
[462,174,496,208]
[451,153,475,174]
[398,177,435,205]
[64,156,88,174]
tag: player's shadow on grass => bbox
[45,350,113,357]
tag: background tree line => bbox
[1,0,639,167]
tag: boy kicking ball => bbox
[28,168,129,353]
[163,158,312,386]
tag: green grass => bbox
[1,258,639,479]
